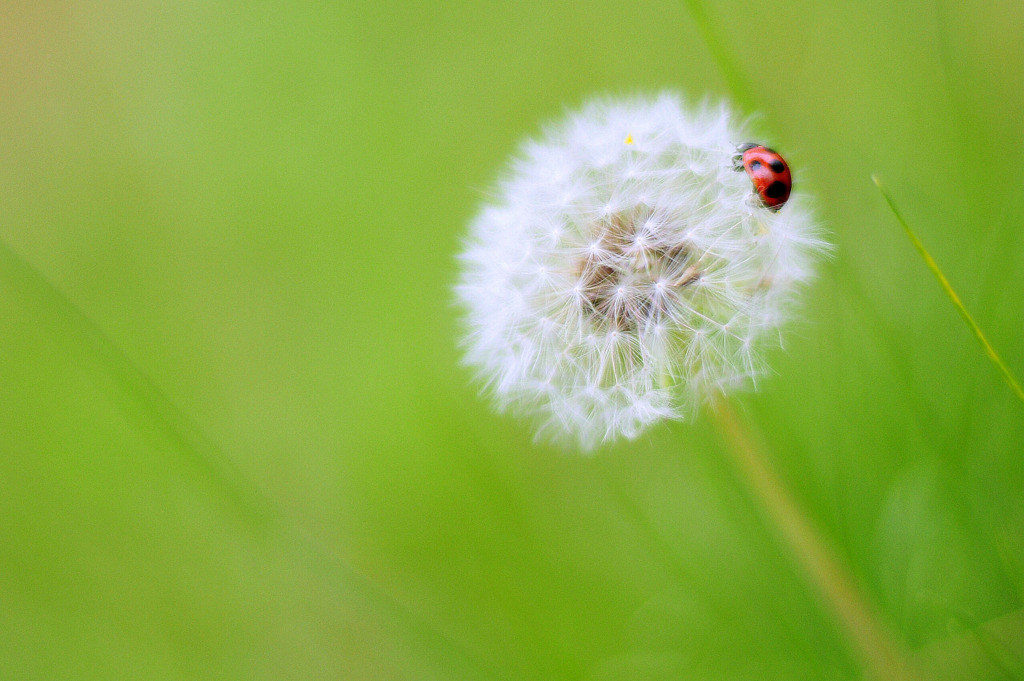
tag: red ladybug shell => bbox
[736,144,792,211]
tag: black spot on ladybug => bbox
[769,159,785,173]
[764,181,788,199]
[749,160,763,171]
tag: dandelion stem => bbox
[679,6,913,672]
[712,399,920,681]
[873,175,1024,404]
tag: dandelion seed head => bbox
[455,93,828,450]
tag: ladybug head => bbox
[732,142,760,171]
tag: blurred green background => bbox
[1,1,1022,679]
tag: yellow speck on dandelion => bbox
[624,134,634,145]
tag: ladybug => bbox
[733,143,792,211]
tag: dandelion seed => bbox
[455,93,827,450]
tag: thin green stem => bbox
[712,400,921,681]
[679,0,757,112]
[873,175,1024,404]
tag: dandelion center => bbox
[576,206,699,334]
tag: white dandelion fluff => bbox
[455,93,827,450]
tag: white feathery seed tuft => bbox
[455,93,828,450]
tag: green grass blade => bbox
[872,175,1024,404]
[0,237,274,525]
[0,237,507,680]
[678,0,756,112]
